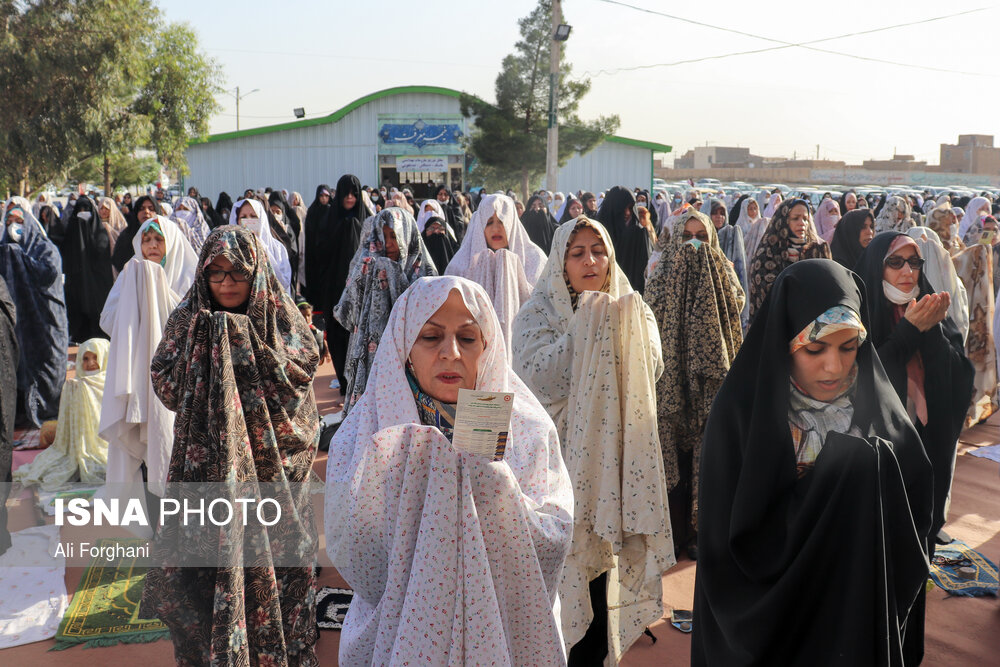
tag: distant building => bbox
[939,135,1000,175]
[862,154,927,172]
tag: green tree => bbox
[461,0,619,201]
[0,1,220,196]
[68,153,161,191]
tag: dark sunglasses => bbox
[884,255,925,271]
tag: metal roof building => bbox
[184,86,671,199]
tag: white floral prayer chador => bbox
[512,218,675,662]
[445,194,546,359]
[326,276,574,666]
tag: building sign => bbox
[396,156,449,173]
[377,114,466,156]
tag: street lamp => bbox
[554,24,572,41]
[228,86,260,131]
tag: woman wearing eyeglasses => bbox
[854,231,974,664]
[140,226,321,665]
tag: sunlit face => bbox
[408,290,486,403]
[99,203,111,221]
[423,203,435,214]
[318,192,330,205]
[343,192,357,210]
[790,328,860,402]
[382,224,400,261]
[137,199,156,223]
[237,201,256,222]
[681,218,710,243]
[787,204,809,239]
[206,255,251,310]
[844,193,858,211]
[883,243,920,293]
[485,213,508,250]
[175,202,190,212]
[269,204,282,218]
[530,198,545,213]
[140,229,165,263]
[515,201,525,217]
[425,221,445,236]
[747,200,759,218]
[81,351,100,372]
[710,208,726,229]
[859,217,875,247]
[565,227,610,294]
[436,190,450,203]
[567,200,583,218]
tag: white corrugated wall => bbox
[186,92,463,200]
[185,91,654,201]
[556,141,652,195]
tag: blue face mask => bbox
[685,238,703,250]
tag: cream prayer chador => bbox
[14,338,110,490]
[99,217,194,508]
[512,218,675,662]
[445,194,546,359]
[326,275,574,666]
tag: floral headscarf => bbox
[747,199,831,323]
[141,225,320,666]
[334,207,438,414]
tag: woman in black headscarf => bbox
[830,209,875,269]
[434,185,466,242]
[0,276,17,556]
[520,195,560,254]
[311,175,364,395]
[596,185,652,292]
[693,259,934,666]
[854,232,974,550]
[728,194,749,226]
[267,191,300,292]
[200,197,225,229]
[557,194,583,224]
[302,184,331,303]
[635,189,658,228]
[64,196,114,342]
[421,215,457,273]
[111,195,162,273]
[215,192,233,221]
[580,192,598,218]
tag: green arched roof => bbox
[191,85,671,153]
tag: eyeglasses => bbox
[884,256,925,271]
[205,268,249,283]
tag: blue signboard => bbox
[378,117,464,152]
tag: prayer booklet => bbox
[452,389,514,461]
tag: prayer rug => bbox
[51,538,169,650]
[929,539,999,597]
[968,443,1000,464]
[316,587,353,630]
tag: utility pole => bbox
[230,86,260,131]
[816,144,820,160]
[545,0,562,192]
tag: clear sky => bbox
[160,0,999,164]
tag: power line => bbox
[581,2,995,78]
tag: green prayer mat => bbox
[51,538,169,650]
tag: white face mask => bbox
[272,212,283,222]
[882,280,920,305]
[239,217,261,235]
[77,211,92,222]
[7,222,23,243]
